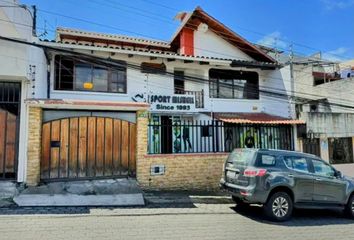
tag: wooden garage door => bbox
[41,117,136,181]
[0,82,21,180]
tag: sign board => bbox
[132,93,196,112]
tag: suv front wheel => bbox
[264,192,293,221]
[345,194,354,219]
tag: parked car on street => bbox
[220,148,354,221]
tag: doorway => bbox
[0,82,21,180]
[161,116,172,154]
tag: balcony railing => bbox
[175,89,204,108]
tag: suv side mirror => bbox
[335,170,343,179]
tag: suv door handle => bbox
[288,174,294,177]
[315,178,322,181]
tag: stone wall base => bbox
[137,153,228,191]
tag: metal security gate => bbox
[302,138,320,157]
[0,82,21,180]
[41,116,136,181]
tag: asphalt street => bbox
[0,203,353,240]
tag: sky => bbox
[19,0,354,61]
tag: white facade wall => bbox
[194,26,253,61]
[294,65,354,113]
[46,50,291,118]
[0,1,47,182]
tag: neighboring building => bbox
[275,52,354,176]
[1,5,304,190]
[339,59,354,79]
[0,0,47,183]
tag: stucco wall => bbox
[194,27,253,61]
[1,2,47,183]
[46,51,291,118]
[302,112,354,138]
[332,163,354,177]
[293,65,354,113]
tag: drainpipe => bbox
[42,50,51,99]
[47,68,50,99]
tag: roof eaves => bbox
[193,7,276,63]
[57,27,171,48]
[170,12,193,43]
[39,40,234,64]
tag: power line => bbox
[4,0,352,60]
[137,0,353,60]
[1,16,352,104]
[0,6,354,103]
[3,35,354,113]
[39,4,352,65]
[47,40,354,106]
[95,0,352,60]
[34,1,349,61]
[0,22,352,109]
[38,8,166,41]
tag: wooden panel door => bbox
[41,116,137,181]
[0,82,21,180]
[0,110,18,179]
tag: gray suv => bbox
[220,148,354,221]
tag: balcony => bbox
[175,89,204,108]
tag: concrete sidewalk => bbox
[143,190,233,206]
[0,179,232,209]
[13,179,145,207]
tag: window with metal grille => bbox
[209,69,259,99]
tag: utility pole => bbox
[289,43,295,119]
[32,5,37,36]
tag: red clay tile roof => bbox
[214,112,305,125]
[170,7,276,63]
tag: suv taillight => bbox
[244,168,267,177]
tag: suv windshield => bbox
[227,149,256,166]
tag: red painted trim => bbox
[180,28,194,56]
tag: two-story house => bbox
[2,6,303,190]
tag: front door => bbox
[303,138,320,157]
[310,158,347,203]
[0,82,21,180]
[41,115,136,181]
[160,116,172,154]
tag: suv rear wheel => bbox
[264,192,293,222]
[232,196,248,207]
[345,194,354,219]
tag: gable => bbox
[171,7,275,63]
[193,26,253,60]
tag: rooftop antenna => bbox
[37,20,48,38]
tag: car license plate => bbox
[226,171,237,179]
